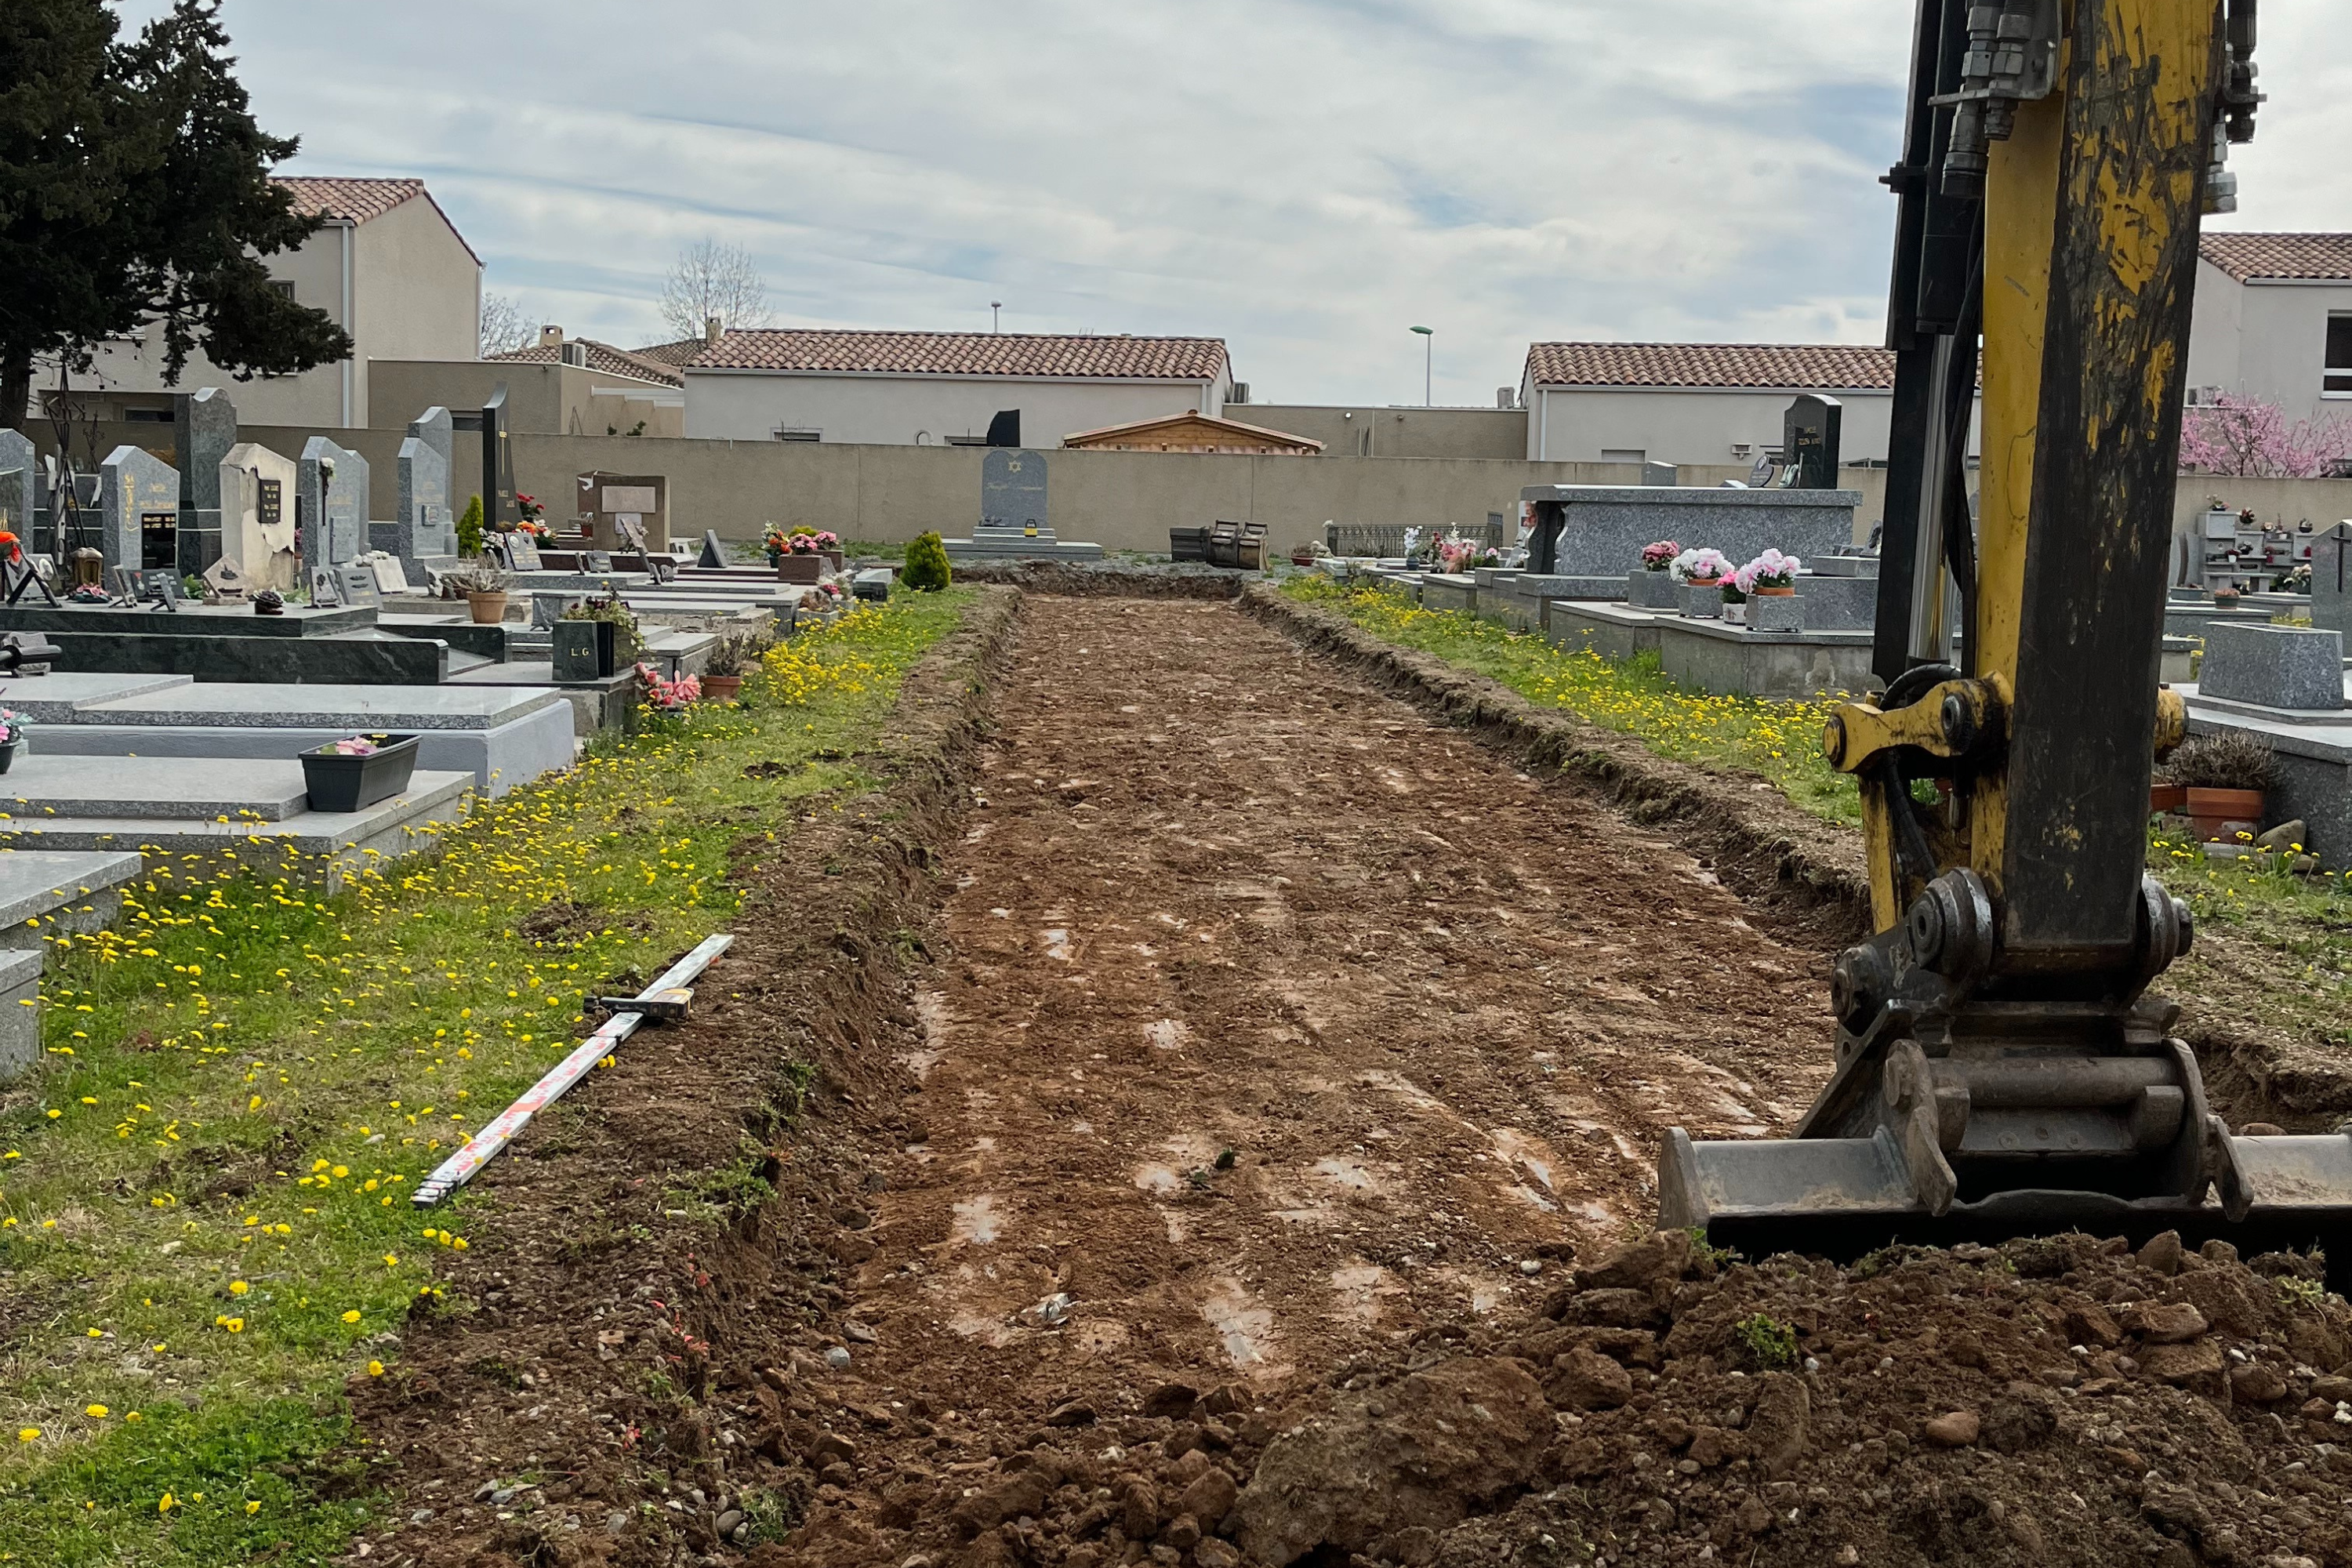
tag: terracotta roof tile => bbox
[628,336,710,369]
[1524,342,1897,390]
[690,328,1228,381]
[486,337,685,387]
[2198,232,2352,282]
[270,176,480,266]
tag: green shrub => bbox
[456,494,485,557]
[902,531,952,592]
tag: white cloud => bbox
[123,0,2349,405]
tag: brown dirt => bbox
[335,585,2352,1568]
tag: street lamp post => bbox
[1410,325,1433,406]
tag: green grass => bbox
[1283,575,1860,823]
[0,588,972,1564]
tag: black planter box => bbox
[299,733,421,814]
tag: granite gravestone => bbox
[335,564,383,608]
[298,436,370,568]
[308,565,341,608]
[2201,622,2346,712]
[481,386,520,529]
[393,433,456,579]
[2312,524,2352,637]
[98,445,180,572]
[577,472,669,552]
[979,449,1050,537]
[219,443,299,592]
[0,430,34,545]
[509,538,543,572]
[173,387,237,572]
[699,529,725,568]
[1784,395,1842,490]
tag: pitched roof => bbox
[486,337,686,388]
[688,328,1229,381]
[628,336,710,369]
[1525,341,1898,390]
[2198,232,2352,282]
[270,176,481,266]
[1061,411,1323,452]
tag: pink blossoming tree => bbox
[2178,394,2352,478]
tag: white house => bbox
[680,328,1233,446]
[1518,342,1967,467]
[2187,232,2352,423]
[43,176,481,430]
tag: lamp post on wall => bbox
[1410,325,1433,406]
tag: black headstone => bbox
[698,529,725,568]
[985,409,1021,448]
[481,385,521,529]
[1782,394,1842,489]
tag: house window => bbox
[270,279,296,299]
[2327,314,2352,397]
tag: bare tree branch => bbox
[479,292,542,358]
[659,239,773,341]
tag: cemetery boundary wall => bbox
[29,419,2351,560]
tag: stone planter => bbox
[1679,580,1722,619]
[1748,593,1806,633]
[300,734,420,814]
[776,554,824,584]
[467,590,509,625]
[2150,782,2187,815]
[1627,570,1679,609]
[2186,786,2265,843]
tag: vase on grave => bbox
[701,674,744,704]
[70,548,104,590]
[468,590,510,625]
[0,739,20,775]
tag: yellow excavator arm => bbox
[1658,0,2352,1279]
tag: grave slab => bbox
[0,946,42,1080]
[1657,617,1875,699]
[0,769,474,891]
[0,848,145,948]
[0,673,194,723]
[445,662,637,736]
[1520,485,1862,583]
[1418,574,1478,612]
[1546,601,1667,662]
[2200,623,2345,712]
[0,756,310,820]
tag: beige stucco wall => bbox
[2176,260,2352,429]
[682,370,1226,446]
[368,361,684,438]
[35,194,479,430]
[1233,404,1529,459]
[1524,385,1940,466]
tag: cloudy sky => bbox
[123,0,2352,406]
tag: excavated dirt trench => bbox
[774,594,1842,1562]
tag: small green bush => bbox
[456,494,485,557]
[1733,1312,1798,1370]
[902,531,952,592]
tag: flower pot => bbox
[0,739,21,775]
[776,555,823,584]
[467,590,509,624]
[702,673,745,703]
[2185,786,2264,842]
[2150,782,2187,815]
[300,734,421,814]
[1752,584,1796,596]
[1721,601,1747,625]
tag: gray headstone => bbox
[510,539,543,572]
[2311,524,2352,637]
[394,435,456,575]
[979,449,1050,537]
[335,563,382,608]
[407,406,455,481]
[1749,593,1806,633]
[1626,570,1679,610]
[2201,622,2345,712]
[1519,485,1860,584]
[699,529,725,568]
[98,445,179,572]
[0,429,34,538]
[1791,572,1878,631]
[299,437,369,568]
[308,565,341,607]
[173,387,236,573]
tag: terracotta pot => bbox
[466,590,509,625]
[2185,786,2264,842]
[2149,782,2187,815]
[1753,584,1796,597]
[775,555,823,584]
[701,673,744,703]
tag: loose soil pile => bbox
[340,587,2352,1568]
